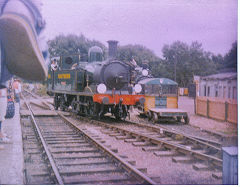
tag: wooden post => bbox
[207,99,209,118]
[225,101,228,122]
[194,96,196,114]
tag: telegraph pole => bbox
[174,58,177,82]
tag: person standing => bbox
[0,0,48,142]
[13,79,21,105]
[51,59,58,89]
[0,87,8,140]
[51,59,58,71]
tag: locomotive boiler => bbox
[47,40,145,120]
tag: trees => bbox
[47,34,107,61]
[161,41,217,87]
[47,34,236,87]
[117,44,160,68]
[223,41,237,71]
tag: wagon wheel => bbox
[177,116,182,123]
[153,112,158,123]
[184,116,189,124]
[147,111,152,121]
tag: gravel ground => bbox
[178,96,237,135]
[71,118,221,185]
[130,96,237,145]
[27,96,234,184]
[130,110,222,143]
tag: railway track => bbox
[21,88,229,147]
[134,112,237,148]
[73,115,223,179]
[20,89,223,181]
[21,98,155,184]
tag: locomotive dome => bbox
[88,46,103,62]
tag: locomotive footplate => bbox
[148,108,189,124]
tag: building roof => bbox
[138,78,178,85]
[201,72,237,81]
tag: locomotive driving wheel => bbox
[85,97,94,116]
[54,95,59,110]
[59,95,66,111]
[114,105,127,120]
[71,98,78,113]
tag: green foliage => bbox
[160,41,218,87]
[223,41,237,70]
[211,41,237,72]
[47,34,236,88]
[47,34,107,61]
[117,44,161,68]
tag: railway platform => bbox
[0,104,23,184]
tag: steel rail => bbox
[29,100,50,110]
[23,88,39,99]
[58,113,156,185]
[23,89,54,110]
[79,117,222,168]
[23,98,64,184]
[125,120,222,151]
[143,121,223,147]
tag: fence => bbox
[196,97,237,124]
[178,88,188,96]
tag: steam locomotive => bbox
[47,40,145,120]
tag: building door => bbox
[204,85,207,96]
[207,86,210,96]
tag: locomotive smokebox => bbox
[107,40,118,59]
[101,61,129,90]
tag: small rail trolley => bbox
[137,77,189,124]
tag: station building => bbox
[199,72,237,100]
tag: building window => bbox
[204,85,207,96]
[207,86,210,96]
[215,85,218,97]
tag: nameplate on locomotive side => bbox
[58,74,71,79]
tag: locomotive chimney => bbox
[107,40,118,59]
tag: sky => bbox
[42,0,237,57]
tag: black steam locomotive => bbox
[47,40,145,120]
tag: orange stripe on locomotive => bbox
[93,94,145,105]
